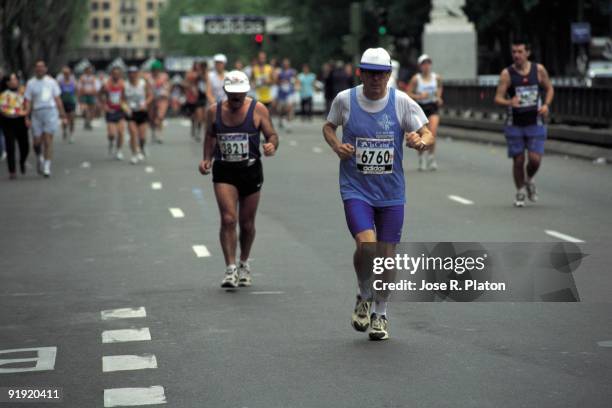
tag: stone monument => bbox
[422,0,477,81]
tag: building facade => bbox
[79,0,166,60]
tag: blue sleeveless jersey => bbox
[213,99,261,162]
[339,87,405,206]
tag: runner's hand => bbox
[24,117,31,128]
[61,117,68,126]
[406,132,427,151]
[199,159,212,175]
[538,104,549,117]
[511,95,521,108]
[263,142,276,156]
[334,143,355,160]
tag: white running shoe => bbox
[130,155,138,165]
[369,313,389,341]
[514,192,526,207]
[526,182,538,202]
[43,160,51,178]
[115,150,124,161]
[221,266,239,288]
[137,152,145,162]
[351,295,372,332]
[238,262,252,287]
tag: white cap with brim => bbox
[418,54,432,65]
[358,48,392,71]
[214,54,228,64]
[223,70,250,93]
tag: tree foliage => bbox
[0,0,88,75]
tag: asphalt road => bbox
[1,118,611,407]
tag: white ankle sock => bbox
[374,301,387,316]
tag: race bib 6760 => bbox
[356,138,394,175]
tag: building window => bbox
[103,35,111,43]
[147,34,156,43]
[91,18,99,29]
[147,1,154,11]
[131,17,136,24]
[146,18,155,28]
[103,18,111,28]
[91,2,99,11]
[126,33,132,42]
[102,1,110,10]
[92,34,99,43]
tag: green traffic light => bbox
[378,26,387,36]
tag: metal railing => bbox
[443,84,612,128]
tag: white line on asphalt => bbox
[180,119,191,127]
[104,386,166,407]
[151,182,162,190]
[312,146,323,153]
[289,140,297,146]
[169,208,185,218]
[81,161,91,169]
[192,245,211,258]
[145,166,154,173]
[102,354,158,372]
[545,230,585,243]
[102,328,151,344]
[597,340,612,347]
[448,195,474,205]
[101,307,146,321]
[250,291,285,295]
[0,347,57,373]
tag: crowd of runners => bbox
[1,40,554,340]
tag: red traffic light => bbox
[255,34,264,43]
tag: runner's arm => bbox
[494,69,513,107]
[406,75,421,100]
[203,105,217,161]
[206,81,215,105]
[145,83,154,106]
[54,96,67,119]
[405,125,433,151]
[436,74,444,106]
[257,102,279,150]
[538,64,554,108]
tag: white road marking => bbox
[102,328,151,344]
[448,195,474,205]
[192,245,211,258]
[250,291,285,295]
[169,208,185,218]
[545,230,585,243]
[145,166,154,173]
[151,182,162,190]
[101,307,146,321]
[104,386,166,407]
[81,161,91,169]
[289,140,297,146]
[102,354,157,372]
[597,340,612,347]
[180,119,191,127]
[312,146,323,153]
[0,347,57,374]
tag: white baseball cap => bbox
[358,48,392,71]
[418,54,432,65]
[213,53,227,64]
[223,70,250,93]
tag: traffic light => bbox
[377,8,388,36]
